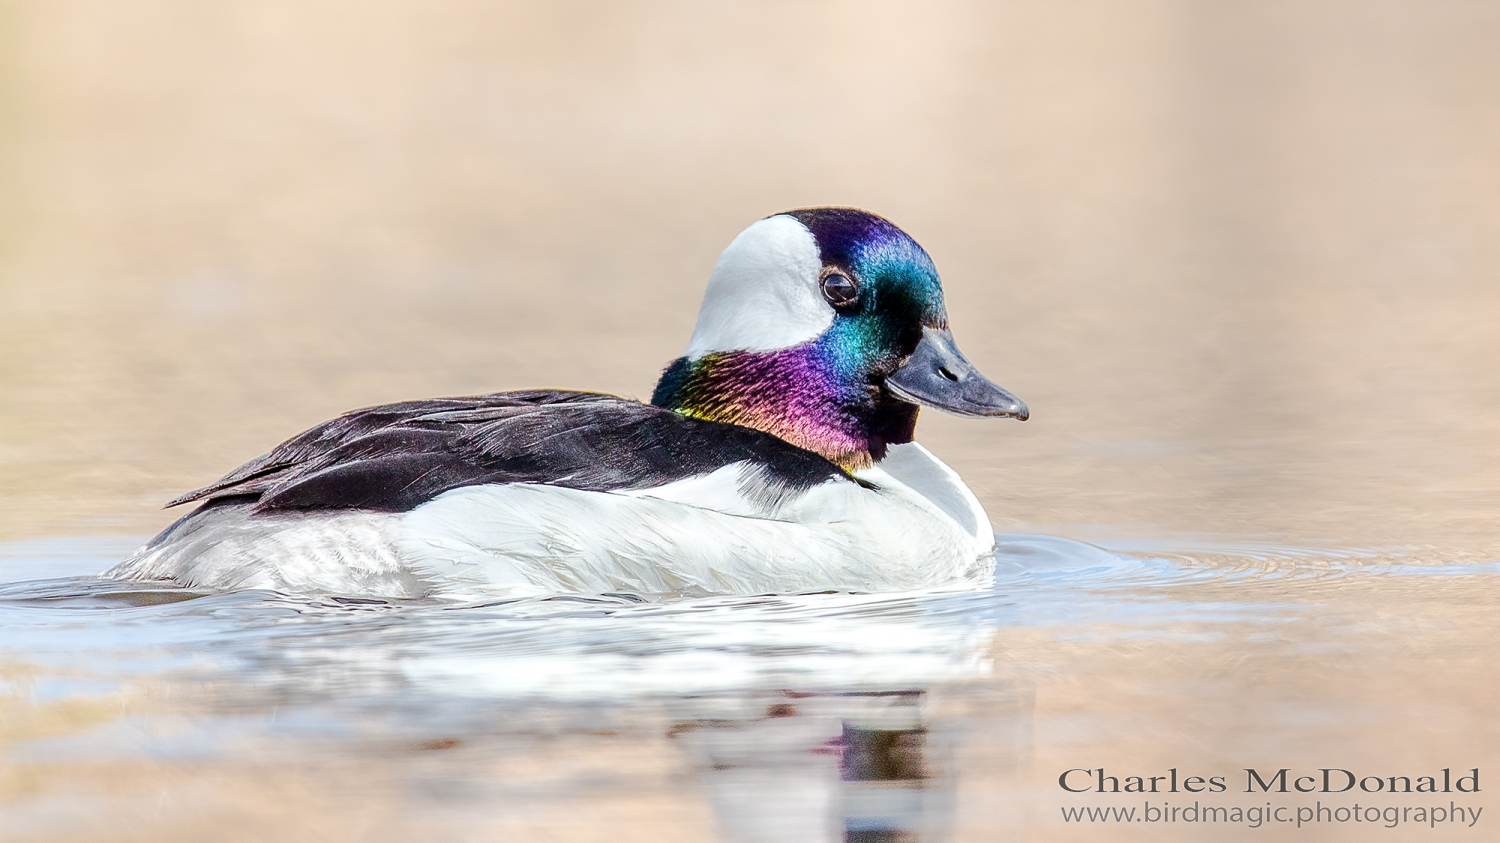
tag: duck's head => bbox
[651,207,1027,471]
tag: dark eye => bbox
[820,271,858,307]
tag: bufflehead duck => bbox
[109,208,1027,598]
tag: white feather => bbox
[113,447,994,599]
[615,463,768,516]
[683,215,831,358]
[854,442,994,551]
[110,507,417,596]
[396,467,988,600]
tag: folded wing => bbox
[168,390,850,514]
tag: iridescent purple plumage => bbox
[653,208,948,469]
[654,331,920,470]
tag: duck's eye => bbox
[820,272,858,307]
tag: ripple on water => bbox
[2,530,1498,843]
[0,532,1495,710]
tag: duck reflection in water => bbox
[671,690,953,843]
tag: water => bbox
[3,535,1496,841]
[4,1,1500,840]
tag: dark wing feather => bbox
[168,390,849,514]
[163,396,506,507]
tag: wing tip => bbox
[163,489,209,509]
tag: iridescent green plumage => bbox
[653,209,948,469]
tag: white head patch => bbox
[684,215,832,359]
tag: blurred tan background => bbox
[1,0,1497,553]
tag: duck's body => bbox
[111,209,1026,598]
[111,392,993,598]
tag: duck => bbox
[108,208,1028,599]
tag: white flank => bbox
[109,507,416,596]
[110,451,995,600]
[396,465,989,599]
[683,215,831,358]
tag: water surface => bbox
[3,534,1496,841]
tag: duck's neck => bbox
[650,343,918,471]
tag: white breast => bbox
[853,442,994,550]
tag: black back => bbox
[170,390,852,514]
